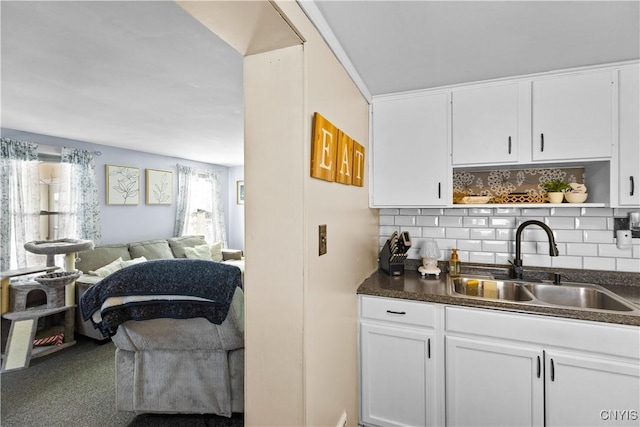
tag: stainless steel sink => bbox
[451,277,533,302]
[447,276,639,314]
[524,283,637,312]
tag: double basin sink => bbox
[448,276,640,314]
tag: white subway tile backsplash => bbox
[379,206,637,273]
[446,228,470,239]
[617,258,640,273]
[379,208,400,215]
[469,208,493,215]
[399,208,421,216]
[521,254,552,267]
[420,208,445,215]
[495,253,512,265]
[583,257,616,270]
[598,244,633,258]
[463,217,489,227]
[482,240,510,253]
[521,208,550,216]
[470,228,496,240]
[457,240,483,251]
[469,251,495,263]
[552,256,583,269]
[565,243,598,256]
[554,230,583,243]
[400,226,422,237]
[490,217,516,228]
[380,215,395,226]
[422,227,446,238]
[440,216,463,227]
[445,208,467,216]
[575,217,608,230]
[496,229,515,240]
[395,216,416,226]
[581,208,613,217]
[545,217,575,229]
[495,207,521,215]
[549,207,582,217]
[416,216,439,226]
[583,230,614,244]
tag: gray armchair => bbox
[80,258,244,417]
[111,287,244,416]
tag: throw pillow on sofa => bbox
[89,257,124,277]
[184,242,224,262]
[120,256,148,268]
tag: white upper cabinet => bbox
[532,70,614,161]
[617,66,640,206]
[452,83,520,165]
[371,92,449,207]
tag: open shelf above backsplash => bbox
[452,163,610,207]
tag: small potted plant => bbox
[543,179,571,203]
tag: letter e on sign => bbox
[336,131,354,185]
[311,112,338,182]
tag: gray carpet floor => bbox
[1,335,243,427]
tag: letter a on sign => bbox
[336,131,354,185]
[311,112,338,182]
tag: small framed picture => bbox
[106,165,139,205]
[237,180,245,205]
[146,169,173,205]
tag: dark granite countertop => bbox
[357,266,640,327]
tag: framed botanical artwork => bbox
[237,180,245,204]
[146,169,173,205]
[106,165,139,205]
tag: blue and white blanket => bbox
[80,258,242,338]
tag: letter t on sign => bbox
[311,112,338,182]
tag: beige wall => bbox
[244,1,378,426]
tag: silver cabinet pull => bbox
[631,176,635,196]
[536,355,541,378]
[540,133,545,152]
[508,136,512,154]
[386,310,406,315]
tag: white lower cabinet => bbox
[360,297,640,427]
[359,296,442,427]
[445,336,543,427]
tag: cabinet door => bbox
[371,93,448,206]
[446,336,544,427]
[360,322,436,427]
[532,70,613,161]
[545,350,640,427]
[618,66,640,206]
[452,83,519,165]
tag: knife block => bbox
[379,240,407,276]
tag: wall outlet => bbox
[319,224,327,256]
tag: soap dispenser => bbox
[449,248,461,277]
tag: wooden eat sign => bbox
[311,112,365,187]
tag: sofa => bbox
[74,235,243,340]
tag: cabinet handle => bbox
[428,338,431,359]
[550,358,555,382]
[386,310,406,315]
[540,134,545,152]
[438,182,441,199]
[631,176,635,196]
[536,355,541,378]
[508,136,512,154]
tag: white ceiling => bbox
[1,1,244,166]
[2,1,639,167]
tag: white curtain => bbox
[174,164,227,246]
[1,138,41,270]
[58,148,102,244]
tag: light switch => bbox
[319,224,327,256]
